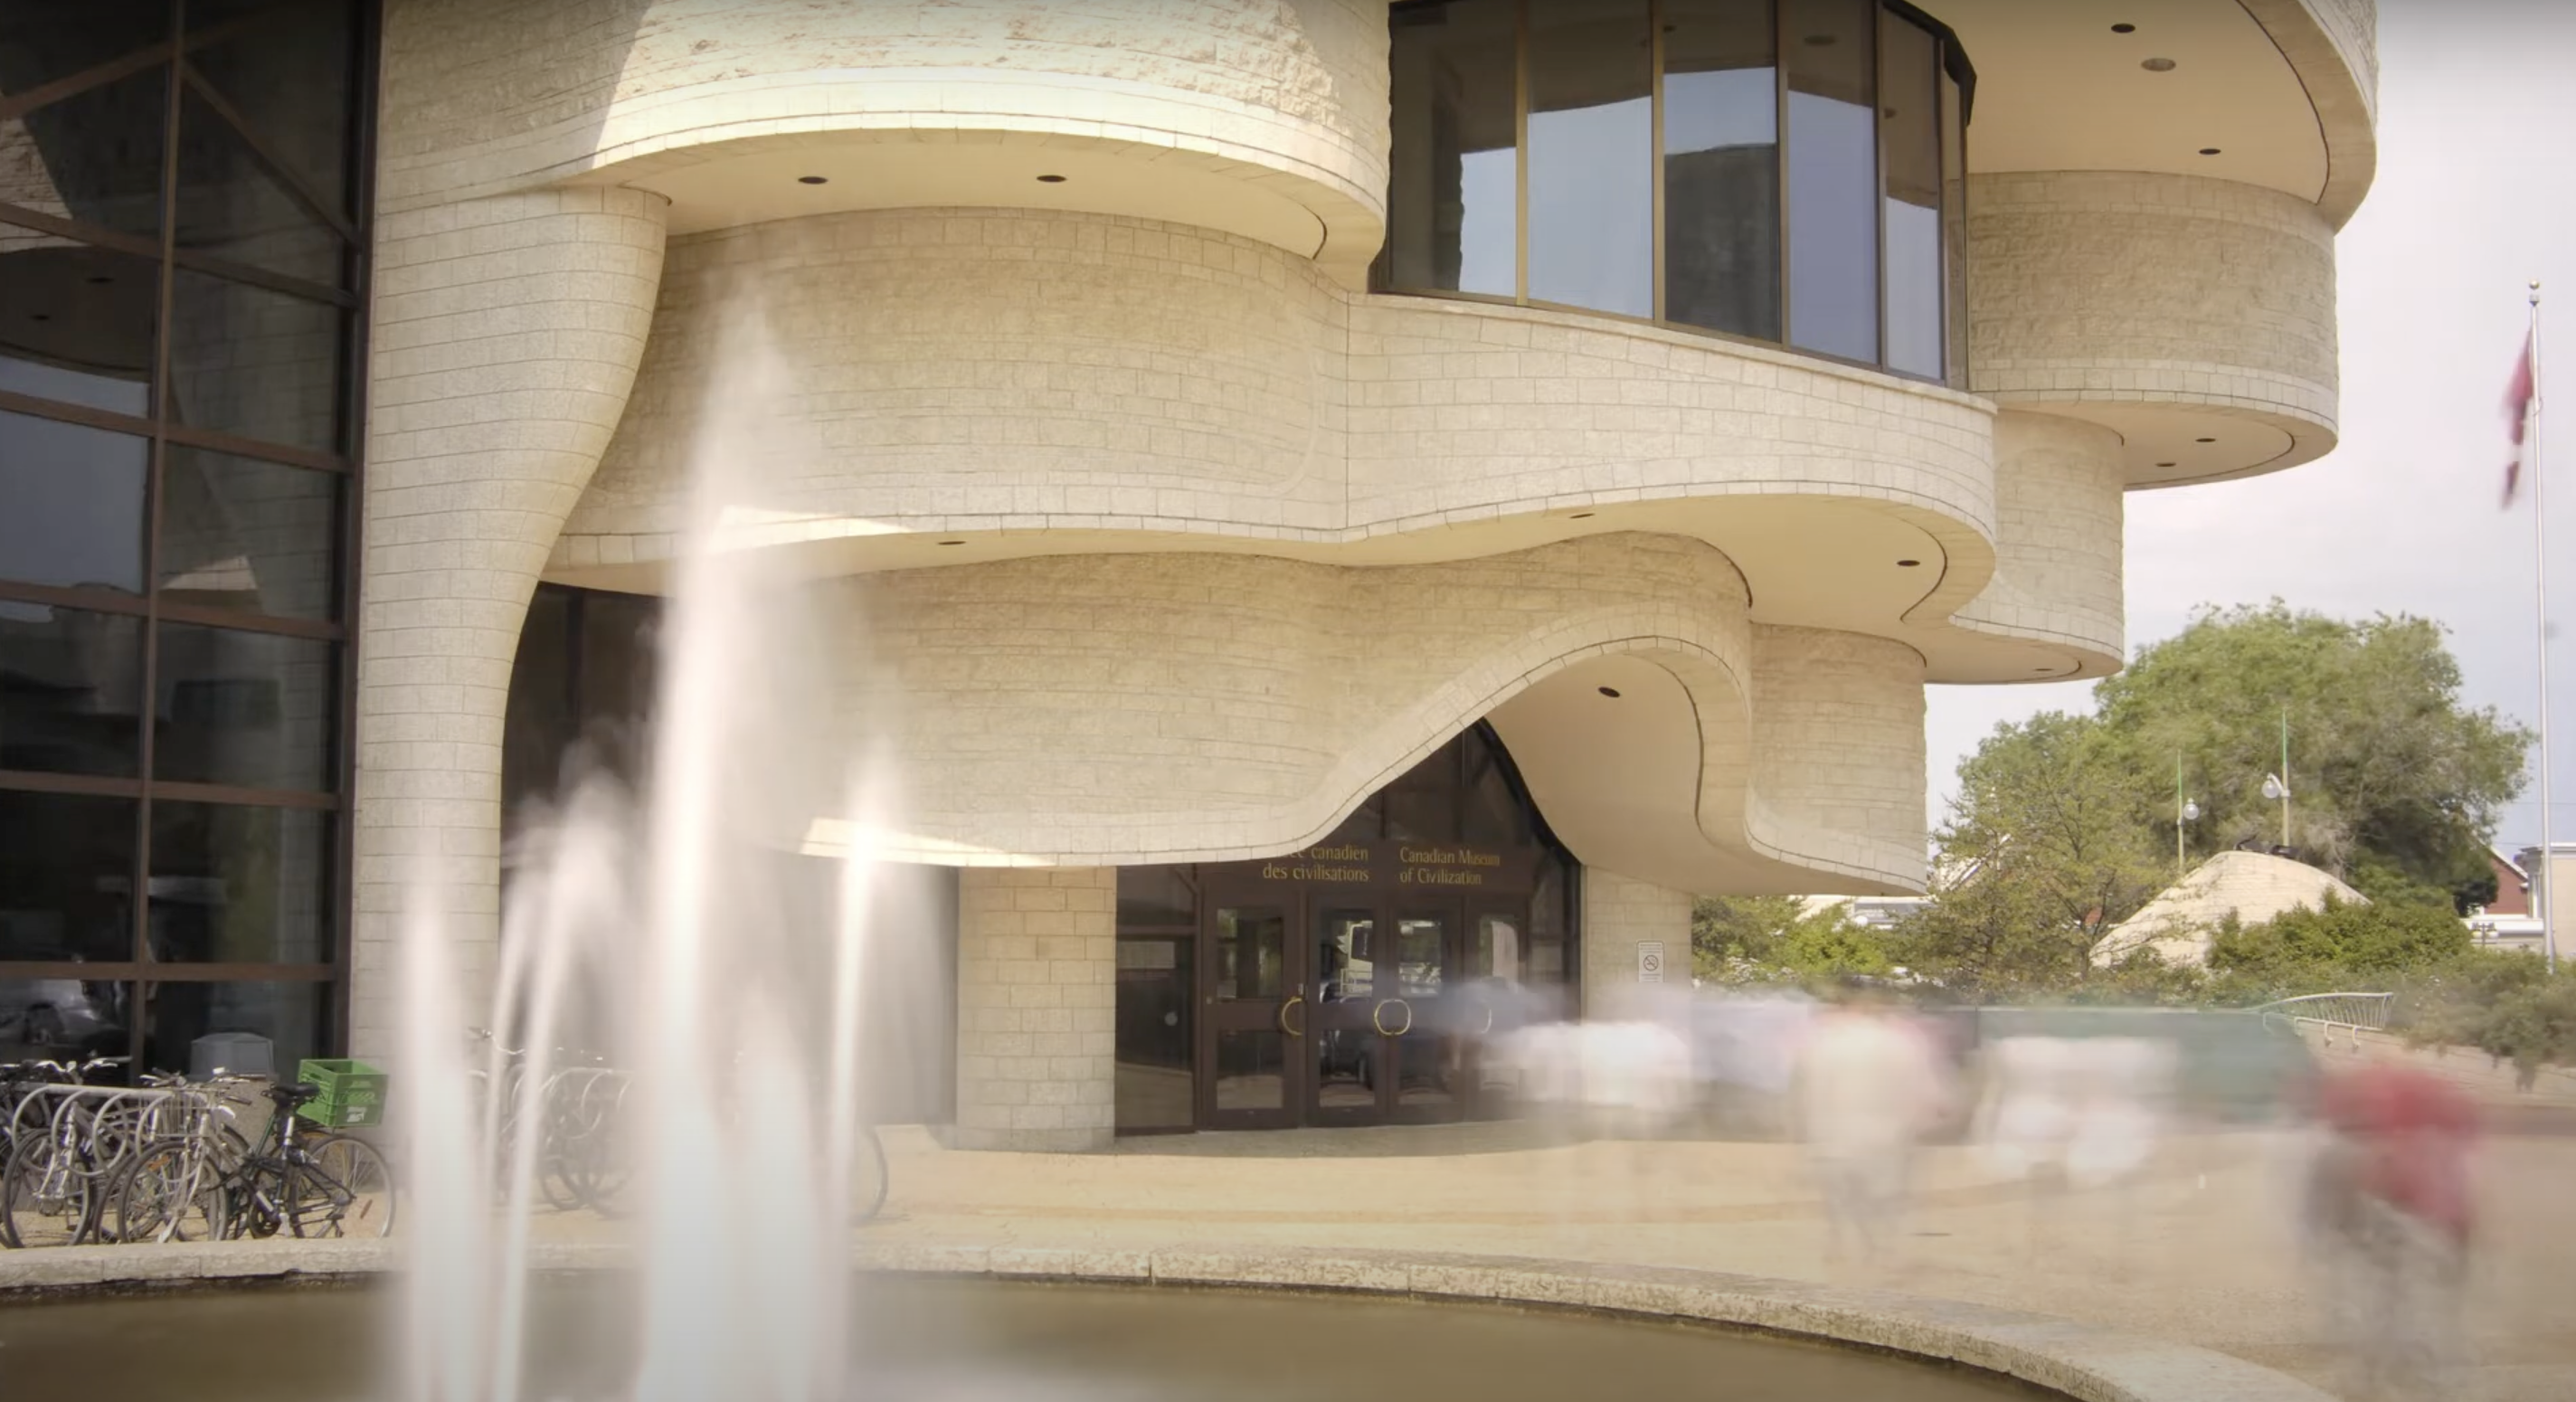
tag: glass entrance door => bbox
[1385,904,1466,1123]
[1197,886,1297,1130]
[1302,898,1469,1126]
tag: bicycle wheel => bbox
[0,1136,94,1248]
[854,1124,889,1225]
[106,1139,225,1245]
[287,1134,395,1238]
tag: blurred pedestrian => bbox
[1793,981,1950,1266]
[2302,1064,2478,1400]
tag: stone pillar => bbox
[1581,869,1693,1021]
[346,188,668,1060]
[949,867,1116,1151]
[1952,411,2126,662]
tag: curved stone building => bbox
[0,0,2373,1148]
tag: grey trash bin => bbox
[191,1030,275,1079]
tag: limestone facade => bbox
[1579,870,1694,1023]
[314,0,2382,1128]
[348,188,668,1057]
[951,866,1117,1151]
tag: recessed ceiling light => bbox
[936,539,965,546]
[1896,559,1921,568]
[1036,174,1067,184]
[1597,686,1623,699]
[2198,147,2222,156]
[2111,23,2136,34]
[2155,460,2177,468]
[2141,56,2177,72]
[798,175,828,185]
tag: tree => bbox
[2205,895,2473,986]
[1895,711,2165,996]
[1692,895,1890,984]
[2089,603,2528,904]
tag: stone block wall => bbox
[1747,627,1928,875]
[347,187,668,1058]
[374,0,1388,275]
[559,207,1998,570]
[1968,170,2339,448]
[951,866,1116,1151]
[1580,869,1693,1022]
[1951,411,2126,661]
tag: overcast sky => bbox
[1924,0,2576,856]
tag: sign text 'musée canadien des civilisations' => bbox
[1260,843,1508,887]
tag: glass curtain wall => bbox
[1378,0,1971,384]
[0,0,374,1077]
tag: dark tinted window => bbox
[0,414,149,593]
[1527,0,1652,317]
[1664,0,1780,339]
[0,791,137,962]
[1785,0,1878,362]
[1880,12,1942,378]
[147,802,333,963]
[0,603,144,775]
[157,447,344,620]
[142,978,329,1077]
[0,241,162,408]
[1384,0,1519,298]
[167,270,346,453]
[152,622,336,792]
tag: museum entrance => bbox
[1116,724,1579,1134]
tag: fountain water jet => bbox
[394,296,904,1402]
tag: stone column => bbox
[1581,869,1693,1021]
[949,867,1116,1151]
[346,188,668,1059]
[1952,411,2126,661]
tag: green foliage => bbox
[2207,895,2472,983]
[1896,602,2531,999]
[1898,711,2164,997]
[2091,602,2529,891]
[2389,949,2573,1076]
[1691,895,1890,985]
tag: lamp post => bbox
[2174,752,2199,878]
[2258,708,2291,850]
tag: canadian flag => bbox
[2505,330,2536,507]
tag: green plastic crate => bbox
[295,1057,389,1129]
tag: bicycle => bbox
[135,1080,396,1240]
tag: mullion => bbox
[0,385,355,474]
[0,771,343,810]
[0,201,355,308]
[0,582,345,641]
[0,962,337,982]
[0,7,284,124]
[131,0,186,1021]
[178,62,358,245]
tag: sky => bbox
[1922,0,2576,857]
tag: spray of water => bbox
[395,288,906,1401]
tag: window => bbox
[1378,0,1972,382]
[0,0,373,1077]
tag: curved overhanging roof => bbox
[1938,0,2374,227]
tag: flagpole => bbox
[2532,280,2557,973]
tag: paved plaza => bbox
[818,1117,2576,1402]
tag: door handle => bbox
[1277,995,1305,1038]
[1373,999,1414,1037]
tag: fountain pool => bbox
[0,1274,2055,1402]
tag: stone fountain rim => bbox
[0,1238,2330,1402]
